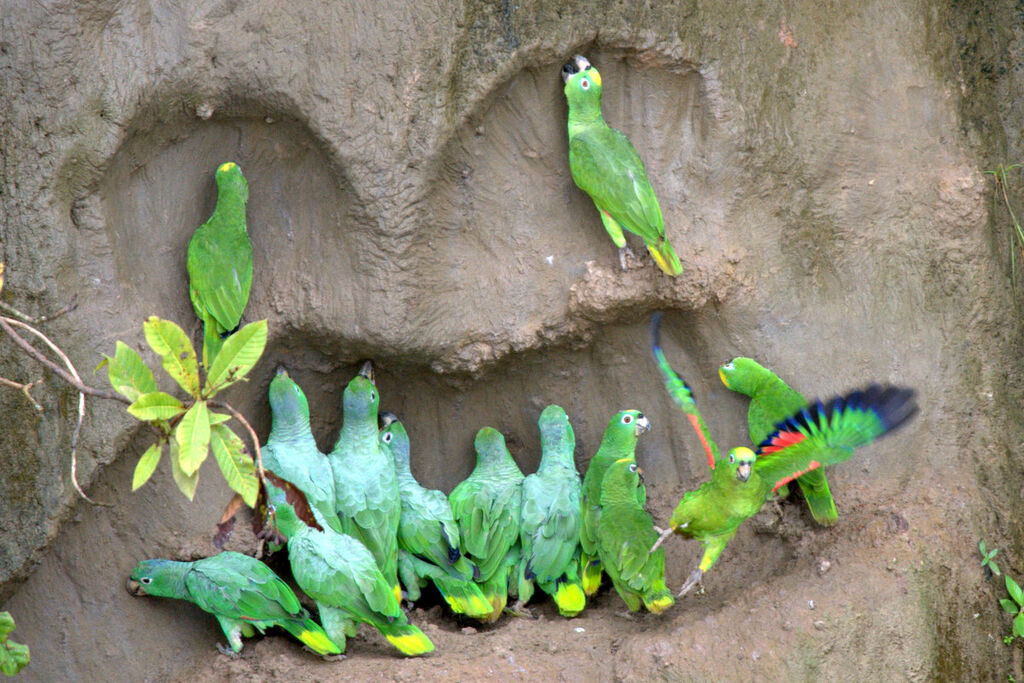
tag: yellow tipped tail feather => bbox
[282,620,342,655]
[553,581,586,618]
[580,554,603,597]
[383,624,434,656]
[647,239,682,277]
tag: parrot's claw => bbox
[677,568,703,597]
[649,526,675,554]
[617,246,638,271]
[320,653,347,662]
[216,643,241,659]
[504,601,537,619]
[653,525,665,534]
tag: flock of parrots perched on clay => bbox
[124,56,919,658]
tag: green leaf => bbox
[176,401,211,476]
[1001,599,1020,615]
[0,639,30,676]
[169,440,199,500]
[106,341,159,402]
[203,320,268,397]
[1014,613,1024,639]
[210,424,258,508]
[0,612,13,638]
[208,411,231,426]
[144,316,200,397]
[980,541,988,555]
[127,392,186,421]
[990,560,1003,577]
[132,442,163,491]
[1007,575,1024,607]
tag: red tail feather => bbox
[761,430,807,454]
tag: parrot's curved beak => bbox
[636,466,645,486]
[359,360,375,383]
[736,463,752,483]
[275,365,290,377]
[379,411,399,429]
[634,414,651,436]
[561,55,591,83]
[126,577,145,597]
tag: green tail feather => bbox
[434,575,494,619]
[201,313,224,367]
[580,554,603,597]
[646,238,682,277]
[552,580,586,618]
[381,623,434,656]
[643,585,675,614]
[796,469,838,526]
[278,618,342,655]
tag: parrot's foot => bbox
[216,644,241,659]
[504,601,536,619]
[614,610,639,620]
[319,653,347,662]
[677,568,703,598]
[649,526,675,554]
[653,525,665,535]
[617,246,638,271]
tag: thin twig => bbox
[208,399,266,483]
[0,298,78,325]
[0,375,43,411]
[0,315,114,506]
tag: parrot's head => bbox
[718,357,770,394]
[600,458,643,505]
[379,412,410,468]
[214,161,249,202]
[561,55,602,104]
[342,373,379,422]
[473,426,510,463]
[538,404,573,447]
[726,447,756,483]
[618,409,651,438]
[268,367,310,426]
[126,559,186,598]
[263,479,302,538]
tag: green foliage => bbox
[981,540,1002,577]
[988,544,1024,646]
[105,316,267,506]
[0,611,29,676]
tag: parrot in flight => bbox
[579,409,651,596]
[649,313,918,596]
[449,427,525,621]
[127,551,340,657]
[186,161,253,363]
[596,458,674,613]
[719,357,839,525]
[260,368,343,534]
[327,361,402,603]
[263,480,434,656]
[516,405,586,617]
[378,412,492,619]
[562,55,683,276]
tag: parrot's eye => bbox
[629,463,638,473]
[383,433,392,444]
[370,391,376,402]
[728,453,735,464]
[580,78,590,90]
[622,414,633,424]
[141,576,152,585]
[723,362,735,370]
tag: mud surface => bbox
[3,0,1024,680]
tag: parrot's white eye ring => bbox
[629,463,638,473]
[622,414,633,424]
[581,78,590,90]
[141,577,152,584]
[370,391,376,402]
[728,453,735,464]
[723,362,735,370]
[383,433,392,443]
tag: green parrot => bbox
[378,413,492,619]
[186,161,253,363]
[327,361,402,603]
[596,458,674,614]
[263,481,434,656]
[261,368,343,534]
[0,612,29,676]
[719,356,838,525]
[562,55,683,276]
[126,551,339,656]
[449,427,525,622]
[579,409,651,596]
[515,405,586,617]
[649,315,918,596]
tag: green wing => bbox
[650,313,719,468]
[186,214,252,334]
[754,385,918,491]
[262,441,342,534]
[749,375,807,446]
[450,478,522,583]
[185,552,302,621]
[520,471,581,584]
[398,485,473,581]
[289,530,401,627]
[568,128,665,245]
